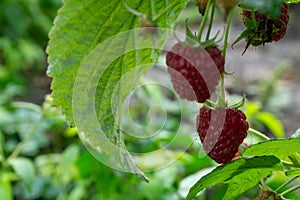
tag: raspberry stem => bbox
[222,9,233,58]
[197,0,213,41]
[216,73,227,108]
[2,103,46,168]
[281,160,300,168]
[248,128,270,140]
[279,184,300,197]
[205,0,216,41]
[215,9,234,108]
[275,176,300,193]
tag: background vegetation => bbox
[1,0,300,199]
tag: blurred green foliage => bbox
[0,0,61,101]
[0,1,213,198]
[0,0,299,199]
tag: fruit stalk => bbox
[248,128,270,140]
[279,184,300,197]
[275,176,300,193]
[222,9,233,58]
[205,0,216,40]
[197,0,213,41]
[217,9,233,107]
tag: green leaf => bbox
[47,0,189,181]
[288,153,300,166]
[10,157,35,190]
[223,167,274,200]
[285,169,300,176]
[231,28,253,48]
[59,144,80,167]
[0,181,12,200]
[244,101,261,119]
[186,156,282,200]
[240,0,285,18]
[0,131,4,162]
[243,138,300,160]
[47,0,188,125]
[256,112,285,138]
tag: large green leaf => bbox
[47,0,188,180]
[47,0,187,125]
[186,156,282,200]
[243,138,300,160]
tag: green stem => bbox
[216,73,226,108]
[221,73,225,102]
[0,131,5,163]
[205,0,216,41]
[222,9,233,57]
[3,116,43,167]
[123,1,143,17]
[281,160,300,168]
[280,184,300,196]
[251,10,257,27]
[275,176,299,193]
[216,9,233,107]
[248,128,270,140]
[197,0,213,41]
[11,102,42,113]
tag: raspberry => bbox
[166,43,224,103]
[196,106,249,164]
[242,3,289,46]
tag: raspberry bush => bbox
[45,0,300,199]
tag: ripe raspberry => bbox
[196,106,249,164]
[242,3,289,46]
[166,43,224,103]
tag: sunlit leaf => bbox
[243,138,300,160]
[186,156,282,200]
[256,112,285,138]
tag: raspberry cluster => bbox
[165,1,289,164]
[242,3,289,46]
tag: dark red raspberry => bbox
[242,3,289,46]
[196,106,249,164]
[166,43,224,103]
